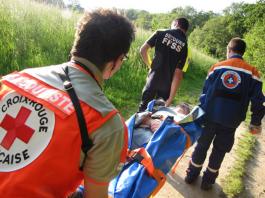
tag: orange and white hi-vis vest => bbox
[0,63,128,197]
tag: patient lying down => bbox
[131,103,191,149]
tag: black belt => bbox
[214,89,242,101]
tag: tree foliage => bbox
[32,0,65,8]
[189,17,233,59]
[124,6,216,34]
[122,2,265,73]
[189,0,265,71]
[244,18,265,75]
[14,0,265,76]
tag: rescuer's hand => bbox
[249,124,262,135]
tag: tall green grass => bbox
[105,43,218,118]
[0,0,217,119]
[222,132,256,198]
[0,0,78,74]
[104,28,152,117]
[174,48,217,105]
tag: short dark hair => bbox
[174,17,189,31]
[178,103,191,114]
[228,37,246,55]
[71,9,135,71]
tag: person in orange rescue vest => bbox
[0,9,135,198]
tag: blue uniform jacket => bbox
[200,55,265,128]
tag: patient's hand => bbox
[150,119,162,132]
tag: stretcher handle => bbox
[128,148,167,197]
[128,148,155,175]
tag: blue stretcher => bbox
[108,100,204,198]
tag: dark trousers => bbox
[191,121,236,170]
[138,87,169,112]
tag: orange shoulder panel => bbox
[208,58,261,80]
[81,103,118,133]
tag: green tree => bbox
[223,3,249,37]
[170,6,218,34]
[243,0,265,30]
[132,6,218,32]
[125,9,139,21]
[223,1,265,37]
[244,18,265,75]
[189,16,233,59]
[32,0,65,7]
[135,10,152,30]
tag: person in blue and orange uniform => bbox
[184,37,265,190]
[0,9,135,198]
[138,18,189,111]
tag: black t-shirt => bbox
[146,28,188,91]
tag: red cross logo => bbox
[0,106,35,150]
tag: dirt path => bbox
[239,118,265,198]
[155,122,257,198]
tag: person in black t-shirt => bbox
[138,18,189,112]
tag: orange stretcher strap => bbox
[128,148,166,197]
[128,148,155,175]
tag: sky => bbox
[65,0,258,13]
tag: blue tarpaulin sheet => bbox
[108,103,203,198]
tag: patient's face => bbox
[173,105,190,115]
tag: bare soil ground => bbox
[156,118,265,198]
[238,118,265,198]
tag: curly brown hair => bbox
[71,9,135,71]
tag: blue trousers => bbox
[191,121,236,170]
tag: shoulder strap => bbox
[58,66,93,171]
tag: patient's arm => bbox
[140,118,162,133]
[140,115,152,127]
[150,119,162,132]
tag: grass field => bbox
[0,0,77,74]
[105,38,217,118]
[0,1,256,197]
[0,0,217,118]
[222,132,256,198]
